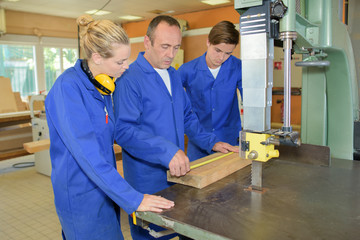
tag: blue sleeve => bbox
[177,64,188,87]
[46,81,143,214]
[237,59,243,100]
[182,89,219,153]
[114,77,179,168]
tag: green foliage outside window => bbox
[0,45,36,96]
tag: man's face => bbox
[144,22,182,69]
[205,41,236,69]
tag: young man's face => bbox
[144,22,182,69]
[205,40,236,69]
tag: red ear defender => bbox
[94,74,115,95]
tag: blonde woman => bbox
[45,15,174,240]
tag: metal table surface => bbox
[136,158,360,240]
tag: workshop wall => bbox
[5,10,77,38]
[273,47,302,88]
[123,6,239,38]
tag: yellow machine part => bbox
[246,132,279,162]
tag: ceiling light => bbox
[85,10,111,16]
[201,0,231,6]
[3,0,20,2]
[119,15,143,21]
[148,9,175,15]
[162,10,175,14]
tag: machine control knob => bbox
[271,0,288,19]
[248,150,258,160]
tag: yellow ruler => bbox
[190,152,234,170]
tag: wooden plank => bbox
[23,139,50,153]
[27,95,45,111]
[113,144,122,154]
[116,160,124,177]
[14,92,28,111]
[271,122,301,132]
[0,125,33,152]
[167,152,251,189]
[0,149,29,161]
[0,77,18,113]
[23,139,123,154]
[0,111,40,120]
[0,119,32,128]
[0,111,37,119]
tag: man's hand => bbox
[168,149,190,177]
[212,142,239,153]
[137,194,174,213]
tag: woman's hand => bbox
[136,194,175,213]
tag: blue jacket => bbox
[45,59,143,240]
[114,52,219,195]
[178,53,242,161]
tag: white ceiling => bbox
[0,0,234,23]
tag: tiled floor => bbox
[0,155,132,240]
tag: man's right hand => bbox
[137,194,174,213]
[168,149,190,177]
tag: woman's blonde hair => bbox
[77,15,129,59]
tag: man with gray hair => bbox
[114,15,238,239]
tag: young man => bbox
[113,16,238,239]
[178,21,242,161]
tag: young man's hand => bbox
[212,142,239,153]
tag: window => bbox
[44,47,78,91]
[0,44,37,96]
[0,34,78,96]
[44,47,60,92]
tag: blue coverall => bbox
[45,59,143,240]
[113,52,219,239]
[178,53,242,161]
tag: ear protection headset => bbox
[81,59,115,95]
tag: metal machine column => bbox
[279,0,297,131]
[240,4,273,132]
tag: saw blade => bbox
[251,160,262,191]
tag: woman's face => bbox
[100,43,131,78]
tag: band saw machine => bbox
[132,0,360,239]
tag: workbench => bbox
[0,111,41,128]
[0,111,41,160]
[136,156,360,239]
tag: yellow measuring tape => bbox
[190,152,234,170]
[132,212,137,225]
